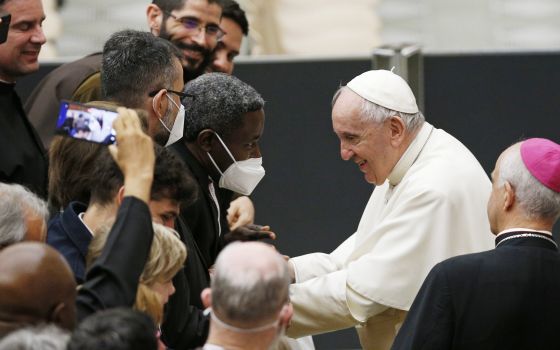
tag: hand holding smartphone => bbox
[55,101,119,145]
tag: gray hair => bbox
[0,324,70,350]
[498,144,560,221]
[0,183,48,248]
[101,29,182,108]
[182,73,265,141]
[332,86,425,132]
[211,242,290,325]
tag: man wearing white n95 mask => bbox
[286,70,494,349]
[170,72,274,269]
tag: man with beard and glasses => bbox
[148,0,223,82]
[25,0,224,149]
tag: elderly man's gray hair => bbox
[0,324,70,350]
[182,73,265,141]
[0,183,48,248]
[498,144,560,221]
[211,242,290,325]
[332,86,425,132]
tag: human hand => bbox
[227,196,255,230]
[108,107,155,203]
[223,224,276,243]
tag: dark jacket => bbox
[25,53,102,148]
[0,82,48,197]
[76,196,154,321]
[392,230,560,350]
[170,141,233,267]
[47,202,90,283]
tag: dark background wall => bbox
[17,52,560,349]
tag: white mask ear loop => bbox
[152,92,172,133]
[212,132,237,165]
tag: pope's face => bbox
[332,89,398,185]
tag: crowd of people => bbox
[0,0,559,349]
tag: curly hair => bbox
[182,72,264,141]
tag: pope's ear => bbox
[388,116,406,145]
[197,129,215,152]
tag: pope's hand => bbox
[223,224,276,243]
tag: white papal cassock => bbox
[287,122,494,349]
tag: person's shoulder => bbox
[434,249,495,277]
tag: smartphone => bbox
[0,12,11,44]
[55,101,118,145]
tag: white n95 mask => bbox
[207,132,265,195]
[164,94,185,146]
[154,93,185,146]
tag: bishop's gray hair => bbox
[332,86,425,132]
[0,183,48,248]
[182,73,264,141]
[498,144,560,221]
[0,324,70,350]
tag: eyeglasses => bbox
[164,11,226,41]
[148,89,195,100]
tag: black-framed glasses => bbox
[148,89,195,100]
[164,11,226,41]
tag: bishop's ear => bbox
[503,181,515,211]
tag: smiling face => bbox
[209,17,243,74]
[0,0,46,82]
[150,0,222,81]
[332,89,400,185]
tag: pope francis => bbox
[286,70,494,349]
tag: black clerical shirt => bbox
[0,81,47,197]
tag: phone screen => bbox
[0,13,11,44]
[55,101,118,145]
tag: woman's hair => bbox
[86,222,187,324]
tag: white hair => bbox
[0,324,70,350]
[211,242,290,325]
[0,183,48,248]
[498,145,560,221]
[332,86,425,132]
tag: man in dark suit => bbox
[392,137,560,350]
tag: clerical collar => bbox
[387,122,434,187]
[495,228,557,249]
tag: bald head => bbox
[0,243,77,337]
[210,242,290,328]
